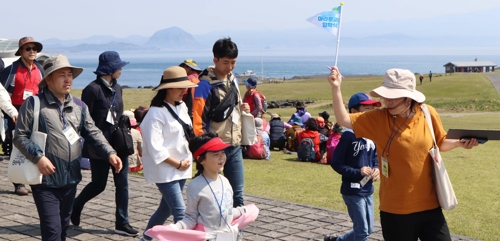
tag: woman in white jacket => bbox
[0,84,18,151]
[139,66,198,241]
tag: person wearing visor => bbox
[1,36,45,196]
[144,133,259,241]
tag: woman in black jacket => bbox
[71,51,138,236]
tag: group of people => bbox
[0,35,481,241]
[1,36,259,241]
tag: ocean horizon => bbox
[56,50,500,89]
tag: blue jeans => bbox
[73,157,129,226]
[143,179,187,240]
[337,194,374,241]
[224,145,245,207]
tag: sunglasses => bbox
[24,46,38,52]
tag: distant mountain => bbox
[144,27,200,49]
[42,35,150,47]
[47,41,158,52]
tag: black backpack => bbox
[297,138,316,162]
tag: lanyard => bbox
[381,115,409,159]
[56,102,68,128]
[109,91,117,109]
[202,174,230,228]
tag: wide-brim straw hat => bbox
[370,68,426,103]
[15,36,43,56]
[39,55,83,87]
[152,66,198,91]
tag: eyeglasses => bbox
[24,46,38,52]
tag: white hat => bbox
[370,68,425,103]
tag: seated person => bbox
[285,115,304,151]
[316,116,330,161]
[318,111,334,130]
[269,113,291,150]
[297,118,321,162]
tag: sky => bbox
[2,0,500,41]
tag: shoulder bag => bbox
[421,104,458,210]
[8,96,46,185]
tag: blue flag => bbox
[306,6,342,35]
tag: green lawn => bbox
[89,73,499,240]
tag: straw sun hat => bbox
[152,66,198,91]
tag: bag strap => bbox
[420,104,438,148]
[32,96,40,132]
[163,101,189,127]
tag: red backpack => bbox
[245,131,268,159]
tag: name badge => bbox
[359,176,371,187]
[351,183,361,189]
[382,157,389,178]
[232,110,240,125]
[106,110,115,125]
[63,126,80,145]
[216,231,234,241]
[23,90,33,100]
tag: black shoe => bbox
[324,234,338,241]
[14,184,29,196]
[71,206,82,226]
[114,223,138,236]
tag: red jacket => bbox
[298,130,321,161]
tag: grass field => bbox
[72,72,500,240]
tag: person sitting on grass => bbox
[297,118,321,162]
[268,113,291,151]
[144,133,259,241]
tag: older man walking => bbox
[13,55,122,241]
[1,36,45,195]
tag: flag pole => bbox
[334,2,344,66]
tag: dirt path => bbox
[485,73,500,94]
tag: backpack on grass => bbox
[297,138,316,162]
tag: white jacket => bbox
[0,84,18,141]
[140,103,192,183]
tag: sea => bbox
[60,50,500,89]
